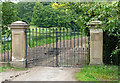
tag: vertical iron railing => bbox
[88,29,90,64]
[25,29,28,68]
[1,31,12,62]
[26,27,90,67]
[56,28,58,67]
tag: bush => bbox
[103,31,119,65]
[65,2,120,65]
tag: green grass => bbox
[0,67,2,73]
[74,65,118,81]
[118,66,120,83]
[0,66,28,73]
[0,63,28,73]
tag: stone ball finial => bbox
[8,21,29,29]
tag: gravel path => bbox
[12,67,80,81]
[0,69,30,82]
[0,67,80,81]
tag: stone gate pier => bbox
[8,21,29,68]
[88,20,103,65]
[8,20,103,68]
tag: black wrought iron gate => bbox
[26,27,89,67]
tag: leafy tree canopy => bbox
[2,2,18,34]
[31,2,78,28]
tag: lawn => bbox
[0,65,28,73]
[0,63,28,73]
[74,65,118,81]
[0,67,2,73]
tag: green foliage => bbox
[16,2,35,24]
[31,2,78,29]
[66,2,119,65]
[103,31,119,65]
[0,4,2,24]
[0,63,28,73]
[1,2,119,65]
[2,2,19,35]
[74,65,118,81]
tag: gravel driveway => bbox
[1,67,81,82]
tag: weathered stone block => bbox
[88,21,103,65]
[9,21,29,68]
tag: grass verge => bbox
[74,65,118,81]
[0,63,28,73]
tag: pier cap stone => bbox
[87,20,102,29]
[88,20,102,26]
[8,21,29,29]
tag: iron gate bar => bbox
[2,36,4,61]
[32,29,34,47]
[39,28,40,46]
[45,28,47,66]
[25,29,28,68]
[64,28,66,66]
[63,28,65,66]
[43,28,45,66]
[31,29,34,64]
[70,28,72,66]
[46,28,48,66]
[81,29,82,65]
[41,28,44,66]
[39,28,41,64]
[11,31,12,61]
[7,33,9,62]
[0,31,2,61]
[0,32,12,62]
[85,29,86,63]
[48,27,51,66]
[4,36,5,62]
[88,30,90,63]
[74,28,75,66]
[66,28,68,66]
[77,28,80,65]
[36,28,37,64]
[28,29,30,64]
[53,28,55,66]
[26,27,90,67]
[59,28,61,66]
[85,29,87,64]
[56,28,58,67]
[42,28,44,66]
[2,39,3,61]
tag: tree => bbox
[62,2,119,65]
[15,2,35,24]
[2,2,18,34]
[31,2,78,28]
